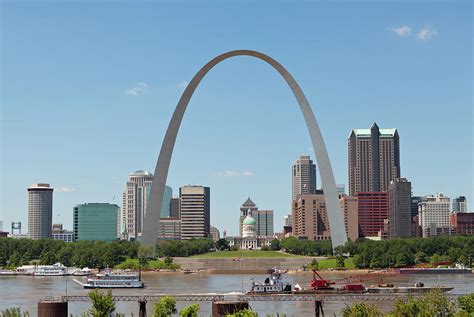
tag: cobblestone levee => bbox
[174,257,316,272]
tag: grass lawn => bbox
[191,250,303,258]
[115,258,180,270]
[315,257,356,269]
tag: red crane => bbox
[309,270,336,289]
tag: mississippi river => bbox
[1,272,473,316]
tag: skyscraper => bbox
[73,203,120,241]
[419,193,451,237]
[255,210,274,237]
[292,155,317,200]
[123,170,153,240]
[180,185,210,239]
[28,183,53,240]
[388,178,412,239]
[348,123,400,195]
[452,196,467,213]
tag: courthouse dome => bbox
[243,215,256,225]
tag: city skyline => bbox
[1,2,472,236]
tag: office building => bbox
[348,123,400,195]
[388,178,412,239]
[356,192,389,238]
[292,155,317,200]
[52,224,74,242]
[11,222,22,234]
[418,193,451,237]
[239,197,258,236]
[339,194,359,242]
[28,183,54,240]
[123,170,153,240]
[170,197,181,218]
[73,203,120,241]
[255,210,274,237]
[411,196,423,219]
[451,213,474,235]
[210,226,220,241]
[291,192,358,241]
[161,186,173,218]
[157,218,181,240]
[180,185,210,239]
[452,196,468,213]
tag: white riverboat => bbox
[73,269,144,288]
[33,263,70,276]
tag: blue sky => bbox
[1,1,472,236]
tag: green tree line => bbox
[338,236,474,269]
[0,237,217,268]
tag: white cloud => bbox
[177,81,188,89]
[125,82,150,96]
[218,170,254,177]
[55,187,76,193]
[417,26,438,41]
[390,26,412,37]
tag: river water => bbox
[1,272,473,316]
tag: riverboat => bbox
[367,282,453,294]
[33,263,70,276]
[248,269,292,293]
[73,269,144,288]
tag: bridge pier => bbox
[212,301,249,317]
[315,300,324,317]
[38,299,68,317]
[138,299,147,317]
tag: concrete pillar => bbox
[315,300,324,317]
[212,301,249,317]
[138,299,147,317]
[38,300,68,317]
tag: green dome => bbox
[243,215,256,225]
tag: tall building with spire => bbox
[348,123,400,195]
[292,155,317,200]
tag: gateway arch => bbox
[142,50,348,248]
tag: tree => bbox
[226,309,258,317]
[270,239,280,251]
[388,289,456,317]
[216,238,230,251]
[152,296,177,317]
[336,254,346,269]
[341,302,383,317]
[88,290,116,317]
[1,307,30,317]
[415,251,427,264]
[179,304,200,317]
[138,245,154,268]
[457,293,474,315]
[164,256,173,267]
